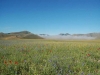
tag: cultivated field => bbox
[0,39,100,75]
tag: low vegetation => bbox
[0,39,100,75]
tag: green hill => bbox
[0,31,43,39]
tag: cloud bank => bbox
[40,35,96,40]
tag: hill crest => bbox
[0,31,43,39]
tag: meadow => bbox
[0,39,100,75]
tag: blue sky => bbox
[0,0,100,35]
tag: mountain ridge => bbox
[0,31,100,40]
[0,31,43,39]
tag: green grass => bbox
[0,39,100,75]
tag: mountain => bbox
[0,31,100,40]
[0,31,43,40]
[40,32,100,40]
[72,33,100,39]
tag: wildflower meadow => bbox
[0,39,100,75]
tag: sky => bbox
[0,0,100,35]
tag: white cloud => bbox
[40,35,96,40]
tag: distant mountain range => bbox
[39,33,100,40]
[74,33,100,39]
[0,31,100,40]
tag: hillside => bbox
[0,31,100,40]
[0,31,43,40]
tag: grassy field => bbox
[0,39,100,75]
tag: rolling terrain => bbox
[0,31,43,40]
